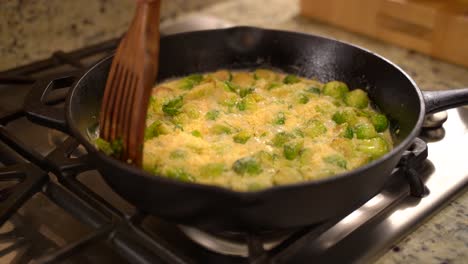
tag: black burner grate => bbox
[0,39,429,264]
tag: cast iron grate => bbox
[0,40,429,264]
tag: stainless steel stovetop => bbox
[0,16,466,264]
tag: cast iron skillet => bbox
[25,27,468,232]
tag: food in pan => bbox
[96,69,392,191]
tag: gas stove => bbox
[0,16,467,264]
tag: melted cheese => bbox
[142,70,393,191]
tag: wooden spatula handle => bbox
[127,0,161,166]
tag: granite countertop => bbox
[1,0,467,263]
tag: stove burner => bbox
[179,226,289,257]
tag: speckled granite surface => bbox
[0,0,223,70]
[2,0,467,263]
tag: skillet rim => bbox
[66,26,426,197]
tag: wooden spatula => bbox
[100,0,161,166]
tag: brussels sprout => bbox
[165,168,194,182]
[185,106,200,119]
[233,131,251,144]
[355,123,378,139]
[199,163,225,178]
[211,124,232,135]
[179,74,203,90]
[274,112,286,125]
[247,183,267,191]
[232,157,262,175]
[323,154,347,169]
[144,120,169,140]
[95,138,114,156]
[272,132,293,147]
[371,114,389,132]
[273,168,303,185]
[306,86,321,94]
[332,109,357,125]
[169,149,186,159]
[283,141,303,160]
[283,74,301,84]
[298,94,309,104]
[191,130,202,137]
[224,81,240,93]
[357,137,389,159]
[341,126,354,139]
[344,89,369,109]
[236,99,247,111]
[205,109,220,120]
[267,82,281,90]
[239,87,255,98]
[162,96,184,116]
[304,120,327,138]
[323,81,349,99]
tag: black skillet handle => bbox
[24,72,82,134]
[423,88,468,114]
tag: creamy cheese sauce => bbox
[138,69,393,191]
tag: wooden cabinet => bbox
[300,0,468,67]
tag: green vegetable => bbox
[273,168,303,185]
[144,120,168,140]
[283,142,303,160]
[323,155,347,169]
[298,94,309,104]
[344,89,369,109]
[205,109,220,120]
[293,128,304,138]
[165,168,194,182]
[232,157,262,175]
[323,81,349,99]
[239,87,255,98]
[283,74,300,84]
[341,126,354,139]
[272,132,293,147]
[357,137,389,159]
[162,96,184,116]
[95,138,114,156]
[191,130,202,137]
[355,123,378,139]
[255,150,277,164]
[371,114,389,132]
[233,131,251,144]
[179,74,204,90]
[236,99,247,111]
[200,163,225,178]
[169,149,186,159]
[224,81,240,94]
[185,107,200,119]
[274,112,286,125]
[304,120,327,138]
[306,86,321,94]
[211,124,232,135]
[173,123,184,132]
[247,183,266,191]
[267,82,281,90]
[332,109,357,125]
